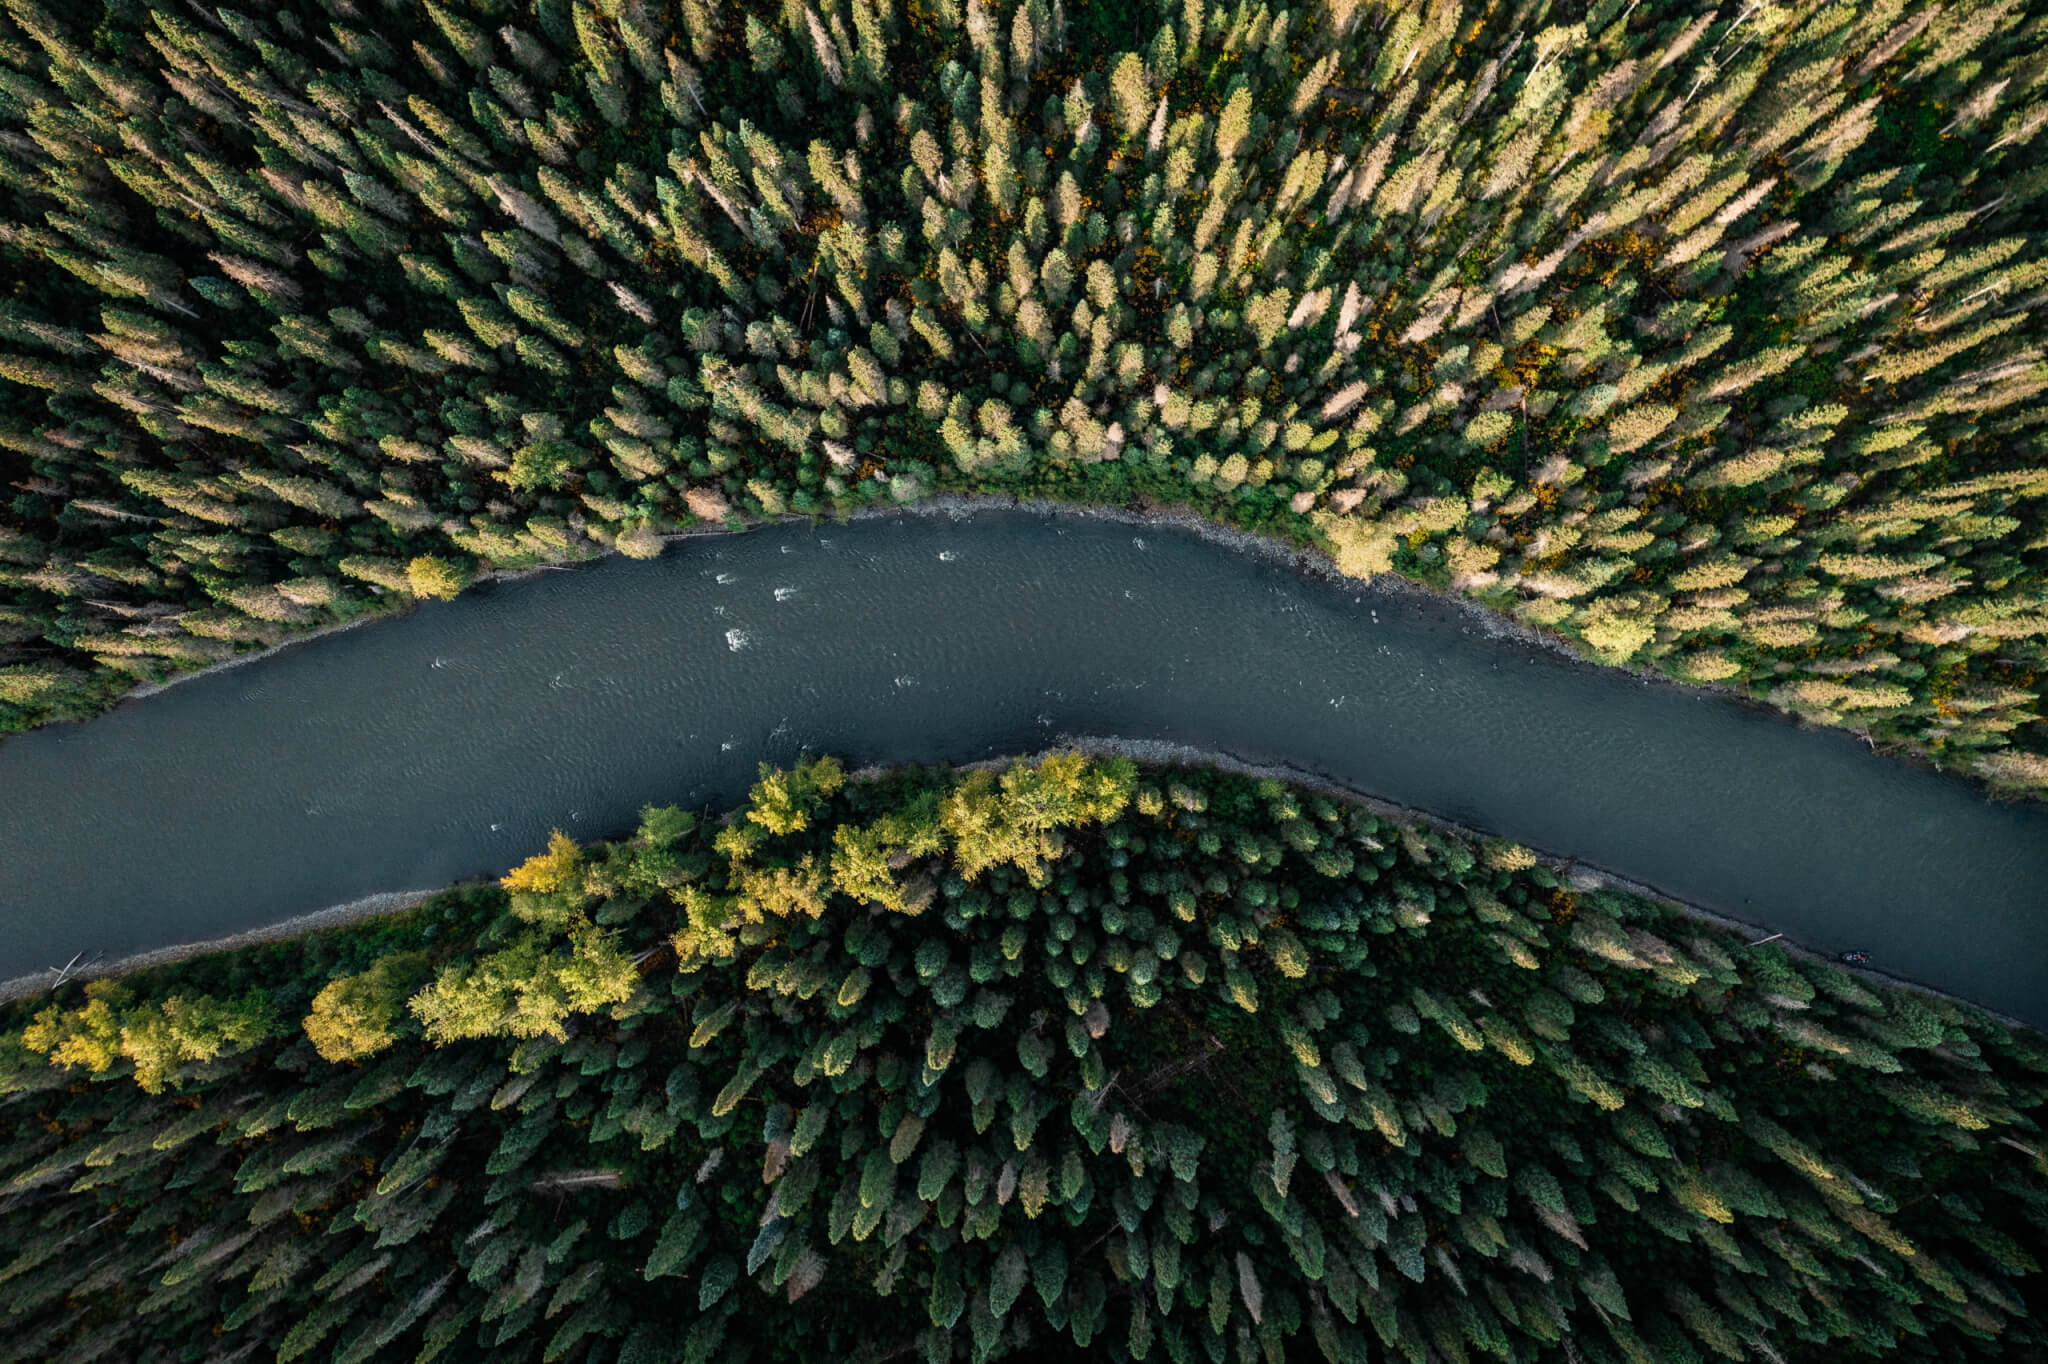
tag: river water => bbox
[2,509,2042,1022]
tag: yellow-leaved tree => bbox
[303,953,432,1064]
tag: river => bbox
[2,508,2042,1023]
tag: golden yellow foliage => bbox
[501,829,583,893]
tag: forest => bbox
[0,0,2045,790]
[2,754,2044,1362]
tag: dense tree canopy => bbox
[3,755,2044,1361]
[0,0,2044,791]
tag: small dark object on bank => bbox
[1840,950,1871,966]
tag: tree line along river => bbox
[1,509,2043,1025]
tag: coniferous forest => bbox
[0,0,2045,790]
[2,755,2045,1363]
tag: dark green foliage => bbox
[2,755,2045,1361]
[0,0,2043,798]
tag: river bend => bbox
[1,510,2042,1023]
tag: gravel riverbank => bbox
[0,888,439,1006]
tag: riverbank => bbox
[857,492,1965,788]
[14,496,1776,728]
[885,493,2023,801]
[8,741,2026,1037]
[122,607,401,705]
[37,491,2011,803]
[0,887,439,1007]
[1011,738,2036,1035]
